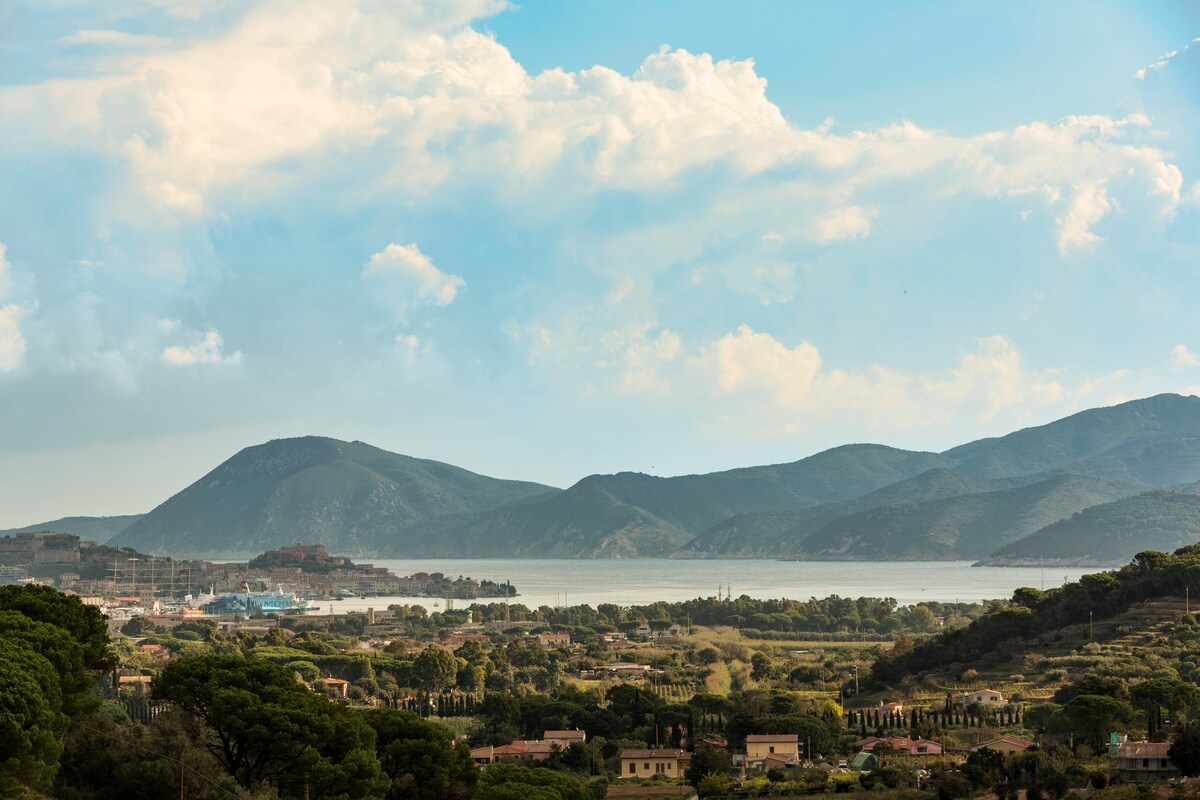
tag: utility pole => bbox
[852,665,859,696]
[1089,609,1094,641]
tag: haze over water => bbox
[318,559,1101,614]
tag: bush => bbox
[698,772,733,797]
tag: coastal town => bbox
[7,527,1200,800]
[0,533,516,605]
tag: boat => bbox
[203,584,311,616]
[335,589,358,599]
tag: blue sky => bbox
[1,0,1198,526]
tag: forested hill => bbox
[867,545,1200,690]
[36,393,1200,560]
[109,437,557,558]
[976,490,1200,566]
[414,445,950,558]
[792,474,1140,560]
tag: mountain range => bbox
[9,393,1200,564]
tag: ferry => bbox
[203,585,310,616]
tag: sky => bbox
[1,0,1199,527]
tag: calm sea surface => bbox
[314,559,1101,614]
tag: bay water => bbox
[316,559,1100,615]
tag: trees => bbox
[361,708,476,800]
[154,655,383,798]
[476,764,583,800]
[0,636,69,795]
[1171,720,1200,776]
[0,585,114,674]
[413,645,460,695]
[685,746,732,788]
[1060,694,1134,752]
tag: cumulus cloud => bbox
[810,206,874,243]
[0,305,26,372]
[1056,181,1111,256]
[1173,344,1199,368]
[57,29,170,47]
[161,330,242,366]
[687,328,1087,433]
[363,243,465,314]
[0,244,26,372]
[694,324,821,409]
[0,244,10,296]
[596,323,682,397]
[2,4,1186,267]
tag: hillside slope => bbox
[976,490,1200,566]
[423,445,951,558]
[674,468,989,558]
[109,437,557,557]
[943,393,1200,481]
[0,515,144,541]
[793,474,1139,560]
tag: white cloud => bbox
[596,323,682,397]
[686,328,1092,434]
[363,243,465,311]
[161,330,242,366]
[810,206,874,243]
[57,29,170,48]
[694,324,821,409]
[2,5,1185,268]
[0,305,26,372]
[1173,344,1199,368]
[1056,181,1111,256]
[0,243,10,296]
[0,244,25,372]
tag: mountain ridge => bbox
[15,393,1200,563]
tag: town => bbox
[6,541,1200,800]
[0,533,516,603]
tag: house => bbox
[586,663,657,681]
[746,734,800,764]
[537,632,572,647]
[319,677,349,698]
[879,701,905,716]
[470,745,494,766]
[489,738,573,762]
[1114,741,1177,782]
[757,753,798,773]
[116,674,153,692]
[544,730,587,746]
[960,689,1007,707]
[972,736,1036,756]
[909,739,943,756]
[618,749,691,779]
[138,643,170,660]
[857,737,943,756]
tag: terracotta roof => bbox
[494,741,554,756]
[1118,742,1171,758]
[620,749,689,760]
[746,734,799,743]
[544,730,586,740]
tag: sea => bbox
[313,559,1102,615]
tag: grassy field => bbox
[606,783,696,800]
